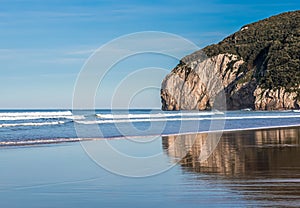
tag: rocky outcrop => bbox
[161,53,244,110]
[161,11,300,110]
[254,87,300,110]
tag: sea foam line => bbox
[76,114,300,124]
[0,138,86,146]
[96,111,223,119]
[0,121,67,128]
[0,111,72,117]
[0,111,85,121]
[0,116,84,121]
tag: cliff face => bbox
[161,11,300,110]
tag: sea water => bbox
[1,109,300,146]
[0,109,300,207]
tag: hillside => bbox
[161,11,300,110]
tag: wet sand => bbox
[0,127,300,207]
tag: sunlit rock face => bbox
[161,11,300,111]
[161,54,244,110]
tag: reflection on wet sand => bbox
[163,127,300,176]
[162,127,300,206]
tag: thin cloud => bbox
[40,57,86,64]
[66,48,96,56]
[27,11,94,18]
[0,47,89,67]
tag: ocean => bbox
[1,109,300,146]
[0,109,300,207]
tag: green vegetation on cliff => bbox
[192,11,300,97]
[161,11,300,111]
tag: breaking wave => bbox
[0,111,84,121]
[0,138,86,146]
[96,111,223,119]
[0,121,67,128]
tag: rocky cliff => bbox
[161,11,300,110]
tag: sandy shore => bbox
[0,126,299,207]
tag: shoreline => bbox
[1,124,300,148]
[0,121,299,207]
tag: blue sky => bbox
[0,0,299,109]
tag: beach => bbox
[1,126,299,207]
[1,2,299,207]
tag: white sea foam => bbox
[0,121,66,128]
[96,111,223,119]
[0,111,84,121]
[0,111,72,117]
[77,114,300,125]
[0,138,86,146]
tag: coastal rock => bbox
[161,11,300,110]
[161,53,244,110]
[254,87,300,110]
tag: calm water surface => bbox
[0,127,299,207]
[163,127,300,207]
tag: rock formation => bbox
[161,11,300,110]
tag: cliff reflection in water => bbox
[162,127,300,176]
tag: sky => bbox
[0,0,299,109]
